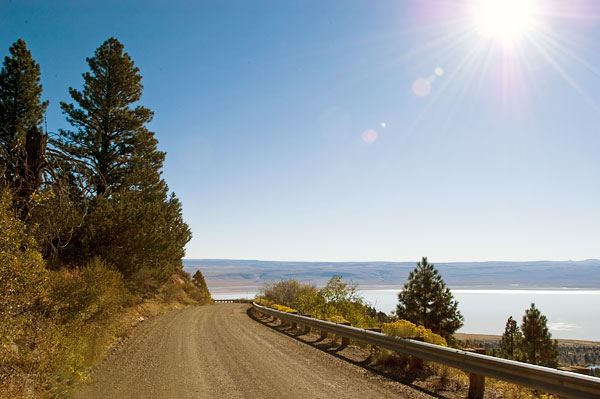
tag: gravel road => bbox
[75,303,437,399]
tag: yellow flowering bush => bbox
[271,303,297,313]
[382,319,447,346]
[325,315,350,323]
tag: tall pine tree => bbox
[56,38,190,293]
[56,37,156,196]
[519,303,558,367]
[0,39,48,220]
[499,316,522,360]
[396,257,463,340]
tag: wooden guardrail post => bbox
[467,348,486,399]
[337,322,351,345]
[290,311,298,329]
[409,337,424,369]
[318,319,328,339]
[301,314,311,334]
[365,328,382,353]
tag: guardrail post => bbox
[467,348,486,399]
[301,314,311,334]
[290,311,298,329]
[337,322,351,345]
[318,319,328,339]
[409,337,424,369]
[365,328,382,354]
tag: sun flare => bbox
[472,0,539,43]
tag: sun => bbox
[471,0,539,43]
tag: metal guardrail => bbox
[214,299,252,303]
[251,302,600,399]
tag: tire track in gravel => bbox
[75,303,437,399]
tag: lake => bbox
[212,289,600,341]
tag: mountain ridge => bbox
[183,259,600,292]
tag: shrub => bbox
[382,319,447,346]
[261,279,315,307]
[271,304,297,313]
[48,257,133,326]
[293,276,379,328]
[0,191,49,396]
[324,315,350,323]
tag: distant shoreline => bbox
[206,284,600,294]
[184,258,600,291]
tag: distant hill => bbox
[182,259,600,293]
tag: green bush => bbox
[292,275,379,328]
[261,279,315,307]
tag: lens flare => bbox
[362,129,378,144]
[412,78,431,97]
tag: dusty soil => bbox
[75,303,445,399]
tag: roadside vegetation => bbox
[0,38,210,397]
[258,258,572,399]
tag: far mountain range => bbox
[182,259,600,294]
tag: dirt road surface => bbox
[75,303,437,399]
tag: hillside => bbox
[183,259,600,293]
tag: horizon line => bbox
[182,257,600,264]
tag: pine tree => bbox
[0,39,48,219]
[499,316,522,360]
[56,37,156,196]
[396,257,464,340]
[55,38,191,293]
[519,303,558,367]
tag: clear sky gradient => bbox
[2,0,600,262]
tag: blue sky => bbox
[2,0,600,262]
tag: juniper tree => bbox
[192,270,210,295]
[519,303,558,367]
[396,257,464,341]
[0,39,48,219]
[499,316,522,360]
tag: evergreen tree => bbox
[0,39,48,219]
[499,316,522,360]
[192,270,210,296]
[55,38,191,293]
[56,37,156,196]
[396,257,464,340]
[519,303,558,367]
